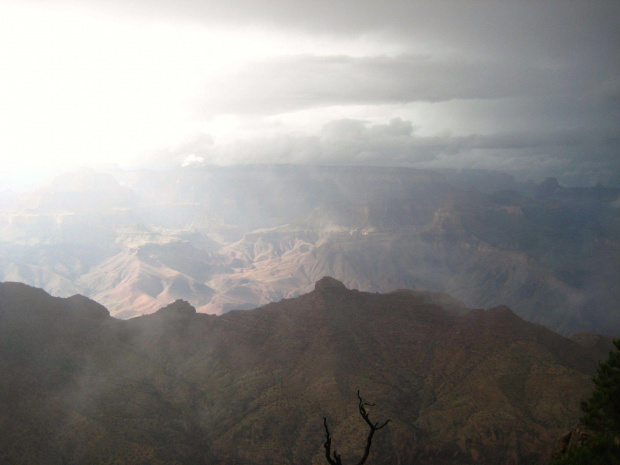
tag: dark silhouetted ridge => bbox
[65,294,110,319]
[314,276,348,292]
[0,279,610,465]
[153,298,197,319]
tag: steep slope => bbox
[77,235,224,318]
[0,279,603,465]
[216,185,620,335]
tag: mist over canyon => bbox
[1,2,619,463]
[1,165,618,336]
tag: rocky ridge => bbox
[0,279,611,464]
[1,166,618,336]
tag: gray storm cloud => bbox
[193,54,573,116]
[3,0,619,186]
[170,119,618,186]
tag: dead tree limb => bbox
[356,390,390,465]
[323,390,390,465]
[324,417,343,465]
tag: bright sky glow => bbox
[0,2,407,173]
[0,0,618,187]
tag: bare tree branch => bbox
[324,417,343,465]
[322,391,390,465]
[356,390,390,465]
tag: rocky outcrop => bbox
[153,298,197,318]
[314,275,348,292]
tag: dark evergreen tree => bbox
[549,339,620,465]
[581,339,620,434]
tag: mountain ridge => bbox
[1,165,618,334]
[0,278,609,464]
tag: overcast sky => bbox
[1,0,619,187]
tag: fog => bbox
[1,0,619,331]
[0,165,618,336]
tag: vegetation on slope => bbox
[0,279,611,464]
[549,339,620,464]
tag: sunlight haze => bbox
[0,0,618,187]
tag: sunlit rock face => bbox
[1,166,619,336]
